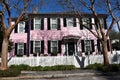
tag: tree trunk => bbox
[102,38,109,65]
[0,35,9,70]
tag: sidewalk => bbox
[0,69,120,80]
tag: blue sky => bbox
[0,0,119,31]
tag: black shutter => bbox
[63,18,67,27]
[89,18,92,29]
[30,41,33,53]
[80,18,83,30]
[81,40,85,52]
[48,40,51,53]
[15,43,17,55]
[91,40,95,52]
[58,40,61,53]
[104,18,107,29]
[73,18,76,27]
[95,19,98,29]
[25,21,28,33]
[14,24,18,33]
[107,40,110,51]
[31,19,34,30]
[41,18,44,30]
[97,40,101,52]
[57,18,60,30]
[24,43,26,55]
[41,40,44,53]
[47,18,50,30]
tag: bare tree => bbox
[57,0,120,65]
[0,0,45,70]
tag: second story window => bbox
[95,18,107,29]
[51,18,58,29]
[31,18,44,30]
[63,18,76,27]
[18,22,25,33]
[47,18,60,30]
[34,17,41,30]
[80,18,92,29]
[67,18,73,27]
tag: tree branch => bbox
[7,1,29,35]
[0,12,7,32]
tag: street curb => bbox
[0,72,120,80]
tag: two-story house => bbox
[10,12,110,57]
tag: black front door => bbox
[68,42,75,55]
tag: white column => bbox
[67,43,68,56]
[74,43,76,55]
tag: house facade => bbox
[10,12,110,57]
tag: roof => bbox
[28,12,108,18]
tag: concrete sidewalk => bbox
[0,69,120,80]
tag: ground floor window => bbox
[15,43,26,56]
[81,40,94,54]
[30,40,44,55]
[48,40,61,55]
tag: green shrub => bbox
[9,64,75,71]
[0,68,21,77]
[86,63,120,72]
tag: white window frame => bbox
[51,18,58,30]
[51,41,58,53]
[17,43,24,55]
[66,18,73,27]
[34,17,41,30]
[84,40,92,52]
[18,21,25,33]
[33,40,41,53]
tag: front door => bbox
[68,42,75,55]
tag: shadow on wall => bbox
[75,56,85,68]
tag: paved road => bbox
[20,75,120,80]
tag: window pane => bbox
[67,18,73,26]
[51,41,57,47]
[35,41,41,47]
[35,17,41,24]
[18,49,24,55]
[85,40,91,45]
[35,24,41,29]
[82,18,90,27]
[35,47,41,53]
[52,47,57,52]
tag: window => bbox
[51,41,58,52]
[81,18,92,29]
[33,41,41,53]
[84,40,91,52]
[48,40,61,53]
[51,18,58,29]
[34,17,41,30]
[30,40,44,54]
[18,21,25,33]
[95,18,107,29]
[66,18,73,27]
[17,43,24,55]
[81,40,94,52]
